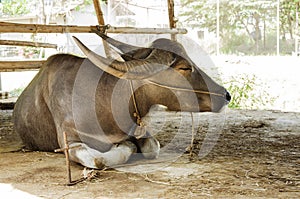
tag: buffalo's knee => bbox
[137,137,160,159]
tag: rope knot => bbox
[133,112,144,126]
[96,24,110,34]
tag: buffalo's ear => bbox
[93,31,142,54]
[94,31,153,61]
[103,41,125,62]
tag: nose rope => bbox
[147,80,225,97]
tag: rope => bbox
[190,112,195,157]
[129,80,143,126]
[147,80,225,98]
[95,24,111,34]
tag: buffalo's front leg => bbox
[136,136,160,159]
[68,141,137,169]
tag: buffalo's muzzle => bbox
[225,91,231,102]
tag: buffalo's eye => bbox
[179,67,192,71]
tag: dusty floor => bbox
[0,109,299,198]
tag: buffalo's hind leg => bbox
[68,141,137,169]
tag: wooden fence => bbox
[0,0,185,72]
[0,22,187,72]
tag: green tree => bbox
[224,74,276,110]
[280,0,300,40]
[180,0,276,39]
[74,0,94,11]
[1,0,30,16]
[179,0,282,54]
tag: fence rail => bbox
[0,40,57,48]
[0,60,46,72]
[0,22,187,34]
[0,22,187,71]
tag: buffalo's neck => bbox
[133,82,180,117]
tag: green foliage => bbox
[224,74,275,110]
[221,31,294,55]
[74,0,107,11]
[280,0,300,39]
[22,46,41,58]
[179,0,300,55]
[180,0,276,38]
[221,33,252,54]
[74,0,93,11]
[1,0,30,16]
[9,87,24,97]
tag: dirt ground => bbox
[0,108,299,198]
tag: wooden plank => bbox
[0,102,15,110]
[0,22,187,34]
[0,60,46,72]
[0,40,57,48]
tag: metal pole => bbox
[107,0,112,24]
[277,0,280,56]
[295,2,299,56]
[216,0,220,56]
[0,73,2,91]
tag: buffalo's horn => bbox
[94,32,152,60]
[73,36,171,80]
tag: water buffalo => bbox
[13,33,231,169]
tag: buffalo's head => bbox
[73,33,230,113]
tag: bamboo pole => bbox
[107,27,187,34]
[0,22,187,34]
[0,22,96,33]
[0,39,57,48]
[93,0,105,25]
[167,0,176,40]
[93,0,110,56]
[0,60,46,72]
[167,0,176,29]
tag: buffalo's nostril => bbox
[225,91,231,102]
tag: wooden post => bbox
[54,132,82,186]
[167,0,176,40]
[93,0,106,25]
[54,132,72,184]
[63,132,72,184]
[93,0,111,56]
